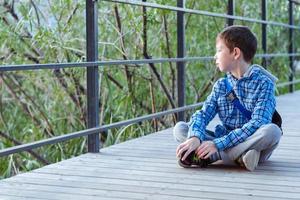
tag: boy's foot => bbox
[178,151,210,168]
[238,149,260,171]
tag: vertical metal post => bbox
[177,0,185,121]
[86,0,100,152]
[289,0,294,93]
[261,0,267,68]
[227,0,234,26]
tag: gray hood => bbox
[245,64,278,83]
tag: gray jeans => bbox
[173,121,282,165]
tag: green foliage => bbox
[0,0,299,179]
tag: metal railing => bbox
[0,0,299,157]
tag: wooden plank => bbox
[0,177,288,200]
[29,158,300,180]
[0,188,134,200]
[15,170,300,193]
[0,196,44,200]
[14,165,300,190]
[2,165,300,198]
[52,156,300,174]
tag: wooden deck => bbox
[1,91,300,200]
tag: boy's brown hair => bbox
[217,25,257,63]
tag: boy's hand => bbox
[176,137,200,161]
[195,141,217,159]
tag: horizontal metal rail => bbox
[104,0,300,30]
[255,53,300,58]
[1,53,299,72]
[0,102,204,157]
[0,57,211,72]
[277,79,300,87]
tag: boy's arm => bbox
[188,80,220,141]
[213,80,275,151]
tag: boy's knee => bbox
[174,121,189,131]
[173,121,189,143]
[258,123,282,144]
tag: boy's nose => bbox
[214,54,217,60]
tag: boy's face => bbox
[214,38,235,72]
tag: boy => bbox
[174,25,282,171]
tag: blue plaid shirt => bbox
[188,65,276,151]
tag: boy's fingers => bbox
[195,147,202,157]
[195,143,204,152]
[176,145,181,155]
[199,150,209,159]
[176,143,185,155]
[204,152,212,159]
[196,144,207,157]
[203,146,217,159]
[177,144,188,158]
[181,148,193,161]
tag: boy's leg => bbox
[173,121,215,142]
[173,121,189,143]
[220,123,282,165]
[259,142,280,162]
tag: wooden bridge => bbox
[0,91,300,200]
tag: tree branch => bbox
[185,0,196,29]
[163,13,175,99]
[149,75,158,132]
[30,0,41,27]
[114,5,133,95]
[142,4,176,109]
[65,3,79,28]
[196,68,219,102]
[0,131,50,165]
[107,72,124,90]
[60,69,86,125]
[7,74,56,135]
[0,74,54,138]
[1,13,43,58]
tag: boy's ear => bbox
[233,47,241,60]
